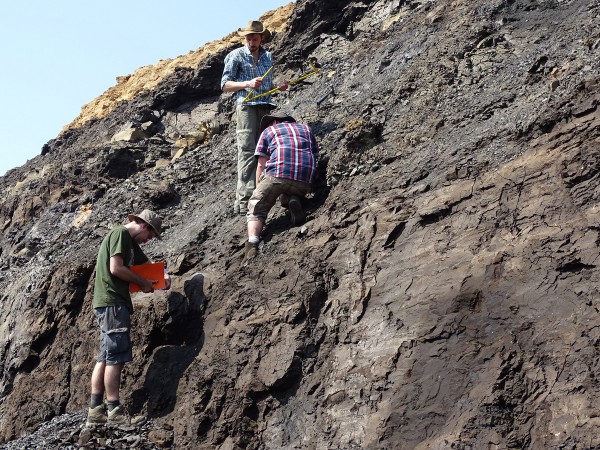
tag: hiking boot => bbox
[107,405,146,428]
[241,241,259,266]
[288,196,305,226]
[85,404,107,427]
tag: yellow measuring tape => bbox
[242,65,274,104]
[242,61,320,104]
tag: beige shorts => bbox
[247,175,312,222]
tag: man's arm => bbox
[256,156,268,183]
[221,52,264,93]
[109,254,154,293]
[223,78,264,93]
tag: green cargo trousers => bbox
[235,104,273,213]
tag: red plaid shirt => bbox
[255,122,319,184]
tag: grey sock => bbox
[106,400,120,411]
[90,393,103,408]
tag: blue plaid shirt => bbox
[221,46,275,106]
[255,122,319,184]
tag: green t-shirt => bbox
[93,225,148,311]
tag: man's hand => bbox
[164,274,171,290]
[109,255,158,293]
[247,77,263,89]
[139,279,154,293]
[278,80,289,91]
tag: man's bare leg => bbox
[90,361,106,396]
[104,363,124,401]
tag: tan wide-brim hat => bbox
[128,209,163,239]
[260,112,296,133]
[238,20,271,40]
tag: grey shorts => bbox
[94,305,132,365]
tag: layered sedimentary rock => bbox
[0,1,598,448]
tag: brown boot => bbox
[107,405,146,429]
[85,404,107,427]
[242,241,259,266]
[288,196,305,226]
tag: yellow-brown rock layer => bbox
[63,3,294,133]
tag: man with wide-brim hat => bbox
[221,19,288,217]
[243,112,320,265]
[86,209,170,428]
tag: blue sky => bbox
[0,1,292,176]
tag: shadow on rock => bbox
[130,273,207,418]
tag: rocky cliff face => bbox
[1,0,599,448]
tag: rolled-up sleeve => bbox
[221,53,237,89]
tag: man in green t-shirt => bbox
[86,209,170,427]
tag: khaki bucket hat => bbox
[238,20,271,39]
[128,209,163,239]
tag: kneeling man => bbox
[244,112,319,263]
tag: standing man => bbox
[243,112,319,264]
[86,209,170,427]
[221,20,288,216]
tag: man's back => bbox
[255,122,319,184]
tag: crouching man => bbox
[86,209,170,427]
[243,112,319,264]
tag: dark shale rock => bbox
[0,0,599,449]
